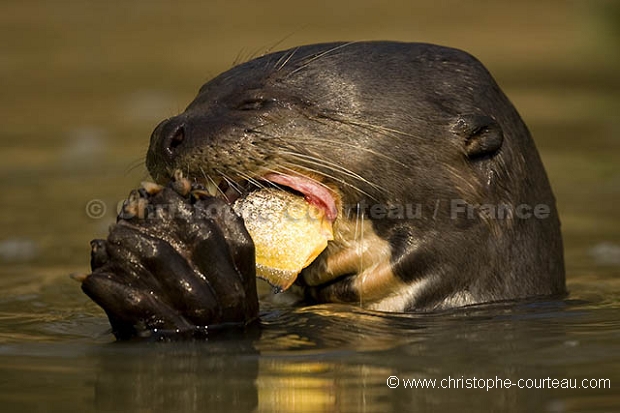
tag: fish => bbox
[233,188,333,292]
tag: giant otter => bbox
[82,41,565,339]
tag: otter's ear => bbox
[454,114,504,159]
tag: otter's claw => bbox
[140,181,164,195]
[171,170,192,196]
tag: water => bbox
[1,277,619,412]
[1,1,619,412]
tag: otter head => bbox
[146,42,565,312]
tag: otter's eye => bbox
[236,98,273,111]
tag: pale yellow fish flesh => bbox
[232,188,333,291]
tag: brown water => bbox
[1,1,619,412]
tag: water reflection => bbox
[91,334,260,412]
[0,281,618,412]
[80,301,613,412]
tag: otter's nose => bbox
[149,117,188,162]
[156,119,186,159]
[146,117,188,179]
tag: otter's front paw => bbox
[81,175,259,340]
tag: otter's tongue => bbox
[262,173,338,222]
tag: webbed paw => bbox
[82,173,258,340]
